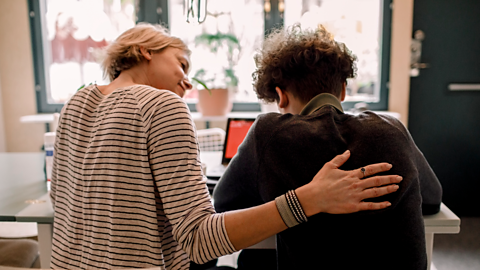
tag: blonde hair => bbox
[102,23,190,81]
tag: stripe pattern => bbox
[50,85,236,270]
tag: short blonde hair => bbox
[102,23,190,81]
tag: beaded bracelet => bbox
[275,190,308,228]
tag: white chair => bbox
[196,128,226,152]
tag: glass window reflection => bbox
[284,0,383,103]
[43,0,136,104]
[169,0,265,104]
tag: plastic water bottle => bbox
[44,132,56,191]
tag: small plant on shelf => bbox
[191,31,240,92]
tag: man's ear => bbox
[275,87,289,108]
[140,46,152,61]
[340,82,346,101]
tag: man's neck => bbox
[283,93,343,115]
[299,93,344,116]
[281,97,308,115]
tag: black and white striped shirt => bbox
[50,84,236,270]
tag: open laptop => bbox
[205,117,256,180]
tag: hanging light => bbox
[264,0,271,13]
[264,0,284,18]
[278,0,285,13]
[185,0,207,24]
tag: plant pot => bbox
[196,88,233,116]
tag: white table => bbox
[0,153,46,221]
[424,204,461,270]
[13,152,460,269]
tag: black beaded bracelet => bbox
[288,190,308,223]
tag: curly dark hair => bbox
[253,24,357,104]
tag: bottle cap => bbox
[44,132,56,145]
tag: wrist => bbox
[295,184,324,217]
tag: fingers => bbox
[352,175,402,212]
[329,150,351,168]
[359,167,366,179]
[360,184,400,201]
[357,201,392,211]
[357,175,403,190]
[359,162,393,178]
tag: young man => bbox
[213,25,442,270]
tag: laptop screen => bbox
[222,118,256,164]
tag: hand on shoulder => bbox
[296,150,403,215]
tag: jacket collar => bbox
[300,93,344,116]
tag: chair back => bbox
[196,128,226,152]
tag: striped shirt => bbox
[50,84,236,270]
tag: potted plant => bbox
[190,31,241,116]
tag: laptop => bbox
[205,117,256,180]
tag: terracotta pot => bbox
[196,88,233,116]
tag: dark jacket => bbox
[213,93,442,270]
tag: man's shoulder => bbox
[342,111,415,150]
[256,112,285,126]
[345,111,405,131]
[253,112,298,137]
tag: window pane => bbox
[168,0,264,104]
[284,0,383,103]
[43,0,136,104]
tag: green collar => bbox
[300,93,344,116]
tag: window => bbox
[29,0,391,113]
[168,0,265,111]
[284,0,391,110]
[28,0,136,113]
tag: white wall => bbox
[388,0,414,127]
[0,78,7,152]
[0,0,45,152]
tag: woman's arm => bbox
[147,92,401,262]
[224,150,401,250]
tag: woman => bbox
[50,23,401,270]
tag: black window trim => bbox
[28,0,63,113]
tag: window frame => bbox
[337,0,391,111]
[28,0,391,113]
[28,0,63,113]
